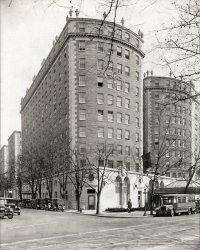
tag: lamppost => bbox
[143,188,147,216]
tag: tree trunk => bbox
[150,180,155,215]
[96,194,100,214]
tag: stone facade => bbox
[143,75,199,179]
[20,17,146,208]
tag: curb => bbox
[64,211,154,218]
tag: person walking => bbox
[127,199,132,213]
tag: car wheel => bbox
[8,213,13,219]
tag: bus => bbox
[155,194,197,216]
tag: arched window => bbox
[160,181,164,188]
[124,177,130,205]
[115,176,122,205]
[155,180,159,189]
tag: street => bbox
[0,209,199,250]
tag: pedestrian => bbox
[127,199,132,213]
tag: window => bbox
[154,127,159,134]
[98,110,104,121]
[117,112,122,123]
[117,145,123,155]
[136,87,139,96]
[182,141,186,147]
[154,116,159,124]
[136,132,139,142]
[79,127,86,137]
[79,109,86,120]
[108,111,114,122]
[125,146,130,156]
[183,118,186,125]
[117,64,122,74]
[79,143,86,154]
[125,82,130,93]
[79,58,86,69]
[117,96,122,107]
[125,66,130,76]
[79,92,86,103]
[79,41,85,51]
[97,93,104,104]
[108,160,114,168]
[125,114,130,124]
[125,49,130,59]
[79,23,85,32]
[136,71,139,81]
[136,54,139,65]
[125,32,130,42]
[136,117,139,127]
[117,129,122,139]
[177,139,181,147]
[154,103,159,111]
[107,78,113,89]
[166,116,170,124]
[172,128,176,135]
[172,117,176,124]
[117,46,122,56]
[98,127,104,138]
[97,42,104,52]
[177,128,181,135]
[125,130,130,140]
[108,128,114,138]
[116,29,122,39]
[108,61,113,71]
[136,148,140,158]
[79,75,86,86]
[97,76,103,87]
[125,98,130,109]
[98,59,104,70]
[116,80,122,91]
[172,140,176,147]
[136,102,139,112]
[154,93,159,99]
[107,94,114,105]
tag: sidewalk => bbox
[64,209,155,218]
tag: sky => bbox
[1,0,198,146]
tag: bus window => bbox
[178,197,181,203]
[182,197,186,203]
[173,197,177,203]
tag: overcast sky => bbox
[1,0,196,146]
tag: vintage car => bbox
[0,199,14,219]
[3,198,21,215]
[195,199,200,213]
[43,198,65,212]
[155,194,196,216]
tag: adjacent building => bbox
[143,74,200,179]
[21,14,147,209]
[8,131,22,197]
[0,145,9,176]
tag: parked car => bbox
[3,198,21,215]
[195,199,200,213]
[43,198,65,212]
[0,199,14,219]
[155,194,196,216]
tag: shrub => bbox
[105,208,135,212]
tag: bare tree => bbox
[156,0,200,84]
[85,143,115,214]
[143,102,192,214]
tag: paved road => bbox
[0,209,199,250]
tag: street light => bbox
[143,188,147,216]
